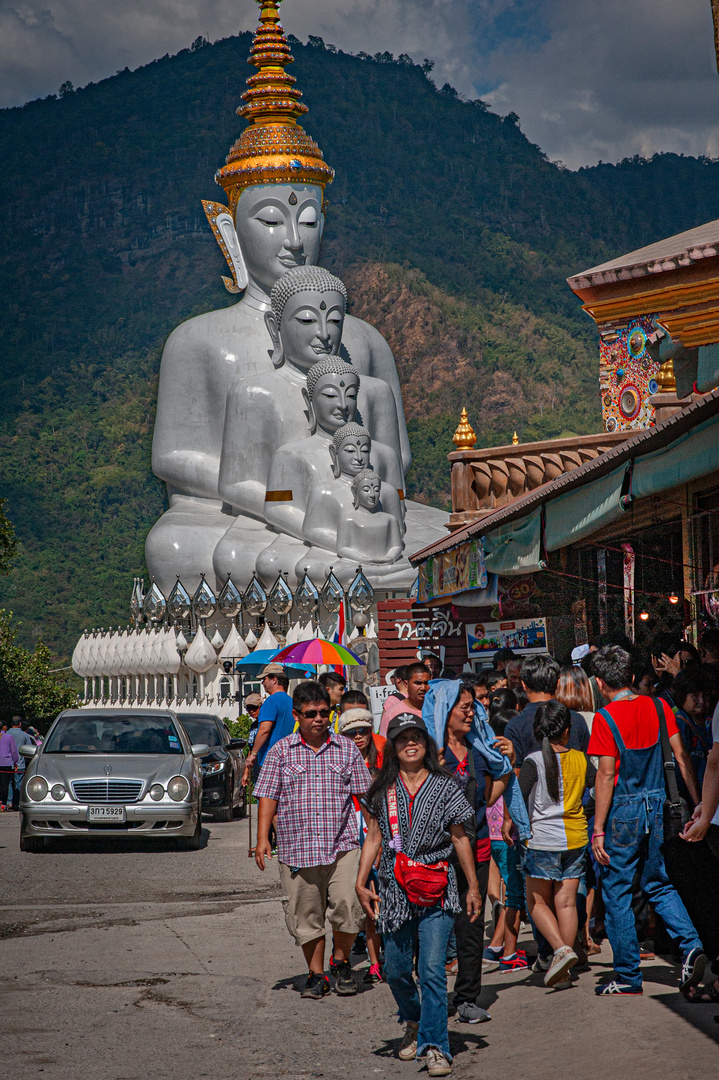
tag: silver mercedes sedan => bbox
[18,709,208,852]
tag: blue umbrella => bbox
[233,649,312,679]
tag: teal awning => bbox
[544,464,628,550]
[632,414,719,499]
[483,510,543,576]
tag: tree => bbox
[0,499,16,577]
[0,505,77,728]
[0,611,78,730]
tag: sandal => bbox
[682,980,719,1004]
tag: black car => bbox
[177,714,247,822]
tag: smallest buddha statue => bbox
[336,469,403,564]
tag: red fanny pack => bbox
[387,784,448,907]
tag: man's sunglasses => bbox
[246,704,260,712]
[300,708,331,720]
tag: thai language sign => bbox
[466,618,548,659]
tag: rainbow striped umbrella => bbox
[272,638,364,667]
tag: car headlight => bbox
[50,784,66,801]
[149,784,165,801]
[202,761,225,774]
[26,777,48,802]
[167,776,190,802]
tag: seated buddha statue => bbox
[262,356,405,543]
[336,470,403,564]
[213,266,406,585]
[145,2,412,592]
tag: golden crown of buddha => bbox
[215,0,334,213]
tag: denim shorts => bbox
[520,844,587,881]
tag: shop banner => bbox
[417,539,488,603]
[466,617,548,661]
[622,542,635,643]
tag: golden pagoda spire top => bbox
[215,0,334,213]
[452,408,477,451]
[512,431,519,445]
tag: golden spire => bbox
[452,408,477,451]
[512,431,519,445]
[215,0,334,213]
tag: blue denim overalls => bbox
[599,706,701,987]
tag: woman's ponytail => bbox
[533,700,571,804]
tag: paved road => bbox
[1,812,717,1080]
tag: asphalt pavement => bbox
[1,811,717,1080]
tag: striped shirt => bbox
[254,732,370,868]
[519,748,594,851]
[364,772,472,933]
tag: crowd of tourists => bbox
[245,631,719,1076]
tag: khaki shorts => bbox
[279,848,363,947]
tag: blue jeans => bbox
[491,840,525,910]
[8,769,24,809]
[601,793,702,988]
[383,906,455,1061]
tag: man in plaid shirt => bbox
[254,680,371,999]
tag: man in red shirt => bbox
[588,645,705,996]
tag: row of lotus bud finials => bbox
[131,567,377,628]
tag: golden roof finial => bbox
[453,408,477,451]
[215,0,334,213]
[512,431,519,445]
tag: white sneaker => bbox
[398,1020,419,1060]
[544,946,578,987]
[427,1048,452,1076]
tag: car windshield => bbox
[43,716,184,754]
[181,719,221,746]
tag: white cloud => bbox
[0,0,718,168]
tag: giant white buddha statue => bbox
[146,0,411,593]
[145,0,447,593]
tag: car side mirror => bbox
[229,738,247,750]
[190,743,210,757]
[19,744,37,759]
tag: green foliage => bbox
[1,34,717,662]
[0,610,78,728]
[0,499,17,577]
[225,713,252,741]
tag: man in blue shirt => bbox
[243,664,295,783]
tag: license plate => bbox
[87,805,126,822]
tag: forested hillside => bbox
[2,31,719,659]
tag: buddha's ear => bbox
[215,212,248,291]
[265,310,284,368]
[302,386,316,434]
[329,444,341,479]
[319,209,325,245]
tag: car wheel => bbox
[20,823,45,853]
[236,791,248,819]
[178,816,202,851]
[213,805,233,823]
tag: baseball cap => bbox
[571,644,591,663]
[338,708,374,735]
[386,712,428,741]
[244,693,262,708]
[259,663,285,678]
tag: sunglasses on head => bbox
[300,707,331,720]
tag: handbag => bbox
[653,696,692,842]
[387,784,449,907]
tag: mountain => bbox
[2,32,719,660]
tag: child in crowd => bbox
[519,700,596,988]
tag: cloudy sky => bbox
[1,0,718,168]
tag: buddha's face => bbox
[337,435,371,476]
[355,475,381,510]
[234,184,324,293]
[312,372,359,433]
[279,290,345,372]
